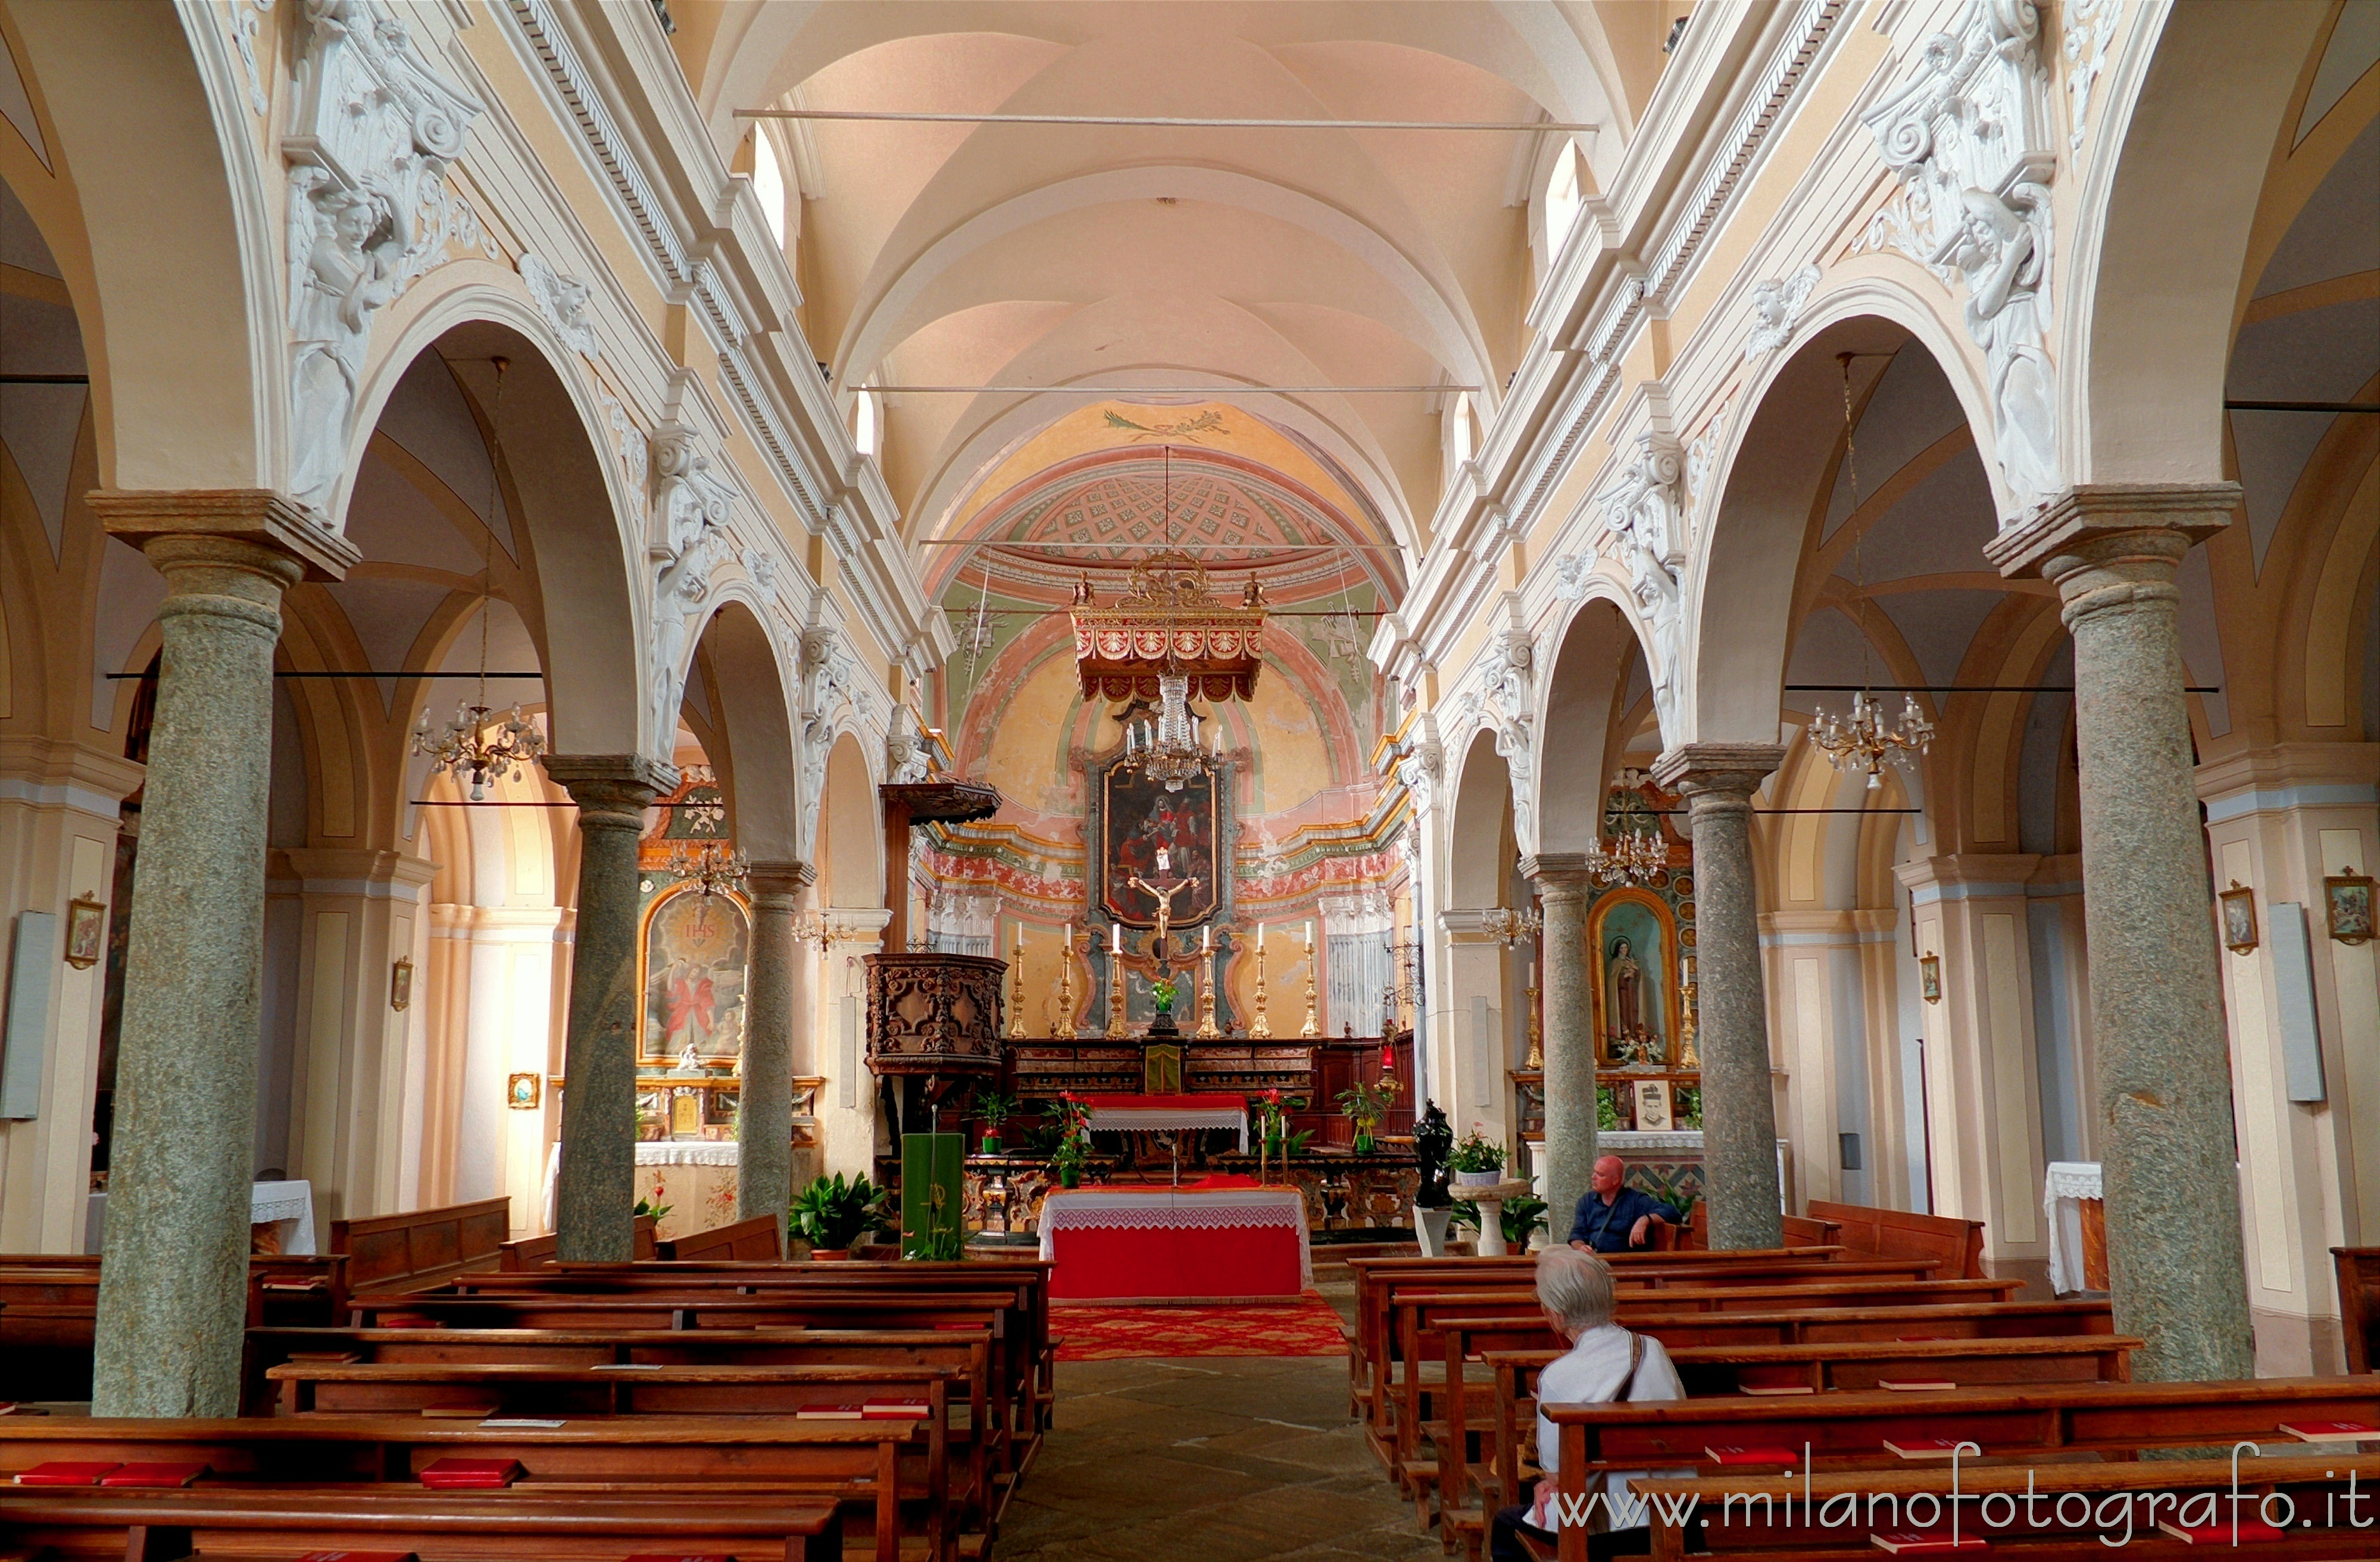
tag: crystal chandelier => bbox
[410,355,548,801]
[1586,830,1668,886]
[664,838,749,898]
[1480,904,1542,947]
[1122,668,1224,791]
[1813,352,1935,790]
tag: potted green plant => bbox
[1335,1074,1401,1155]
[791,1171,878,1258]
[1050,1094,1092,1188]
[1450,1192,1548,1249]
[973,1090,1018,1154]
[1148,976,1177,1017]
[1448,1127,1507,1192]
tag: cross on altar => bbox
[1125,865,1201,975]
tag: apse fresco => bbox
[1101,765,1219,927]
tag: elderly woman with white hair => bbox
[1490,1247,1691,1561]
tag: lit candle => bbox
[1305,920,1314,949]
[1258,922,1266,946]
[1112,924,1122,954]
[1203,924,1211,952]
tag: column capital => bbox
[1653,743,1785,800]
[541,754,676,817]
[1984,483,2237,582]
[88,489,361,583]
[1519,853,1597,896]
[747,858,818,899]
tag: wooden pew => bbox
[656,1213,783,1261]
[0,1254,351,1401]
[0,1486,842,1561]
[2333,1245,2380,1372]
[0,1414,930,1562]
[495,1214,658,1270]
[1620,1453,2380,1562]
[334,1198,511,1295]
[1807,1199,1987,1279]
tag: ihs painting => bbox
[639,885,751,1066]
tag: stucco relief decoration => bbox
[601,393,648,493]
[2062,0,2122,149]
[283,0,487,516]
[646,427,735,751]
[1551,552,1595,603]
[1742,265,1820,359]
[1858,0,2061,517]
[1596,434,1686,732]
[229,0,275,117]
[1483,630,1537,846]
[520,253,601,358]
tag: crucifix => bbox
[1126,862,1202,973]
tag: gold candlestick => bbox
[1194,953,1222,1039]
[1248,935,1273,1039]
[1298,938,1320,1039]
[1106,936,1127,1038]
[1524,983,1544,1070]
[1055,930,1077,1038]
[1008,932,1029,1038]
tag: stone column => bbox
[85,493,357,1417]
[1652,743,1786,1250]
[542,754,674,1261]
[1986,484,2253,1380]
[1523,859,1596,1241]
[740,860,815,1248]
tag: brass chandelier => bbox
[1811,354,1934,789]
[411,357,548,801]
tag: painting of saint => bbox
[1589,892,1675,1066]
[641,887,750,1065]
[1101,763,1219,927]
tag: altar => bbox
[1038,1182,1310,1301]
[541,1139,739,1242]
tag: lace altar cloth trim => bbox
[1085,1103,1249,1149]
[2042,1160,2103,1295]
[1038,1188,1311,1285]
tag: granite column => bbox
[1987,485,2253,1380]
[87,493,357,1416]
[1524,860,1596,1239]
[740,860,815,1247]
[1653,744,1785,1250]
[544,754,673,1261]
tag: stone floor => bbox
[997,1287,1438,1561]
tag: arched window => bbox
[752,129,789,250]
[1445,394,1474,473]
[1544,142,1583,260]
[854,387,880,457]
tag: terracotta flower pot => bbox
[808,1246,852,1261]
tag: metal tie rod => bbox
[871,383,1475,393]
[736,109,1596,132]
[916,536,1407,555]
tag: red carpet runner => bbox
[1054,1292,1349,1361]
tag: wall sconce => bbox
[1917,952,1941,1004]
[2218,881,2259,954]
[390,957,414,1011]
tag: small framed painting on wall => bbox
[63,896,106,970]
[1917,952,1941,1004]
[2326,871,2374,946]
[2219,882,2259,954]
[507,1073,541,1111]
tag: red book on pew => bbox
[99,1462,208,1488]
[416,1457,522,1489]
[1704,1445,1798,1465]
[1871,1531,1988,1553]
[2157,1519,2287,1545]
[1878,1379,1959,1392]
[14,1462,118,1485]
[796,1402,866,1420]
[2281,1420,2379,1442]
[864,1398,931,1419]
[296,1552,418,1562]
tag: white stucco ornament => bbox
[1595,435,1686,733]
[1859,0,2062,519]
[520,253,601,358]
[284,0,486,517]
[1742,265,1820,360]
[646,427,736,750]
[1551,553,1594,602]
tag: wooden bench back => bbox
[1807,1198,1988,1278]
[2333,1246,2380,1372]
[332,1197,511,1294]
[655,1213,784,1261]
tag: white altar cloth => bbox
[541,1139,741,1233]
[1082,1095,1250,1151]
[2043,1160,2102,1295]
[85,1179,316,1256]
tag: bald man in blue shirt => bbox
[1568,1154,1681,1252]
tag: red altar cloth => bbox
[1039,1186,1308,1301]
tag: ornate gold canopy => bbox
[1069,549,1267,701]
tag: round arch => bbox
[690,596,803,864]
[1535,589,1656,858]
[1445,726,1514,911]
[819,730,883,913]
